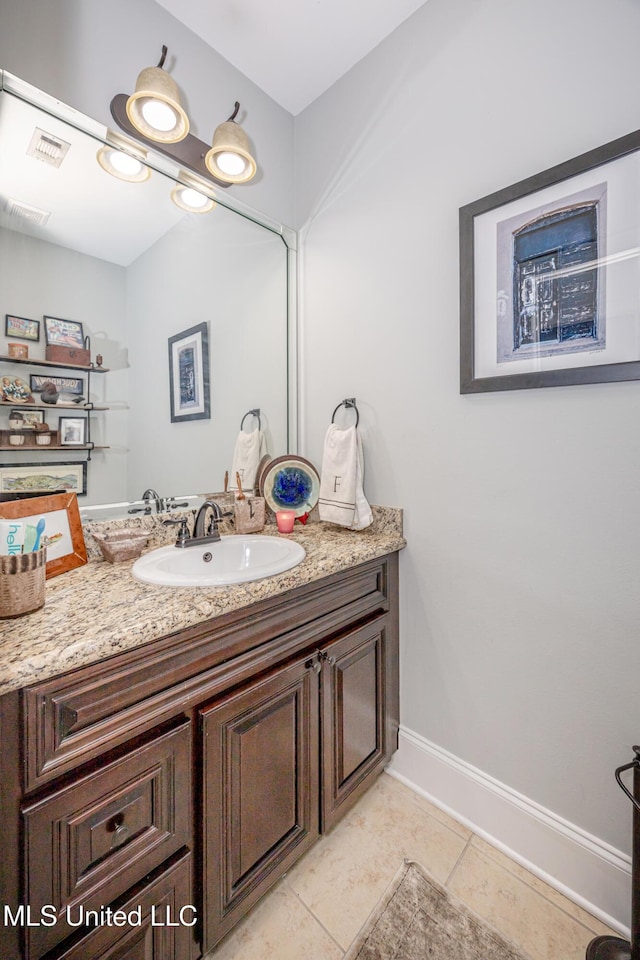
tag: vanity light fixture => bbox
[126,46,189,143]
[96,145,151,183]
[112,46,258,189]
[205,102,257,185]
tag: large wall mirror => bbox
[0,71,296,515]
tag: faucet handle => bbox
[162,516,191,547]
[210,509,233,532]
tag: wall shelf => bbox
[0,400,109,412]
[0,354,111,476]
[0,354,108,373]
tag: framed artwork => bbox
[43,315,85,349]
[0,462,87,497]
[30,374,84,395]
[5,314,40,342]
[0,491,87,577]
[168,322,210,422]
[460,127,640,392]
[59,417,86,445]
[9,409,44,427]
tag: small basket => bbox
[93,528,149,563]
[0,547,47,619]
[234,497,266,534]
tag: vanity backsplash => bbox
[81,502,403,563]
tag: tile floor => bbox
[208,772,619,960]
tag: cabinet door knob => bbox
[304,658,321,674]
[107,813,130,848]
[319,650,336,666]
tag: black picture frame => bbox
[9,409,45,427]
[43,315,85,349]
[59,416,87,445]
[5,314,40,342]
[0,462,87,498]
[30,374,84,395]
[460,128,640,393]
[168,322,210,423]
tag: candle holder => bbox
[276,510,295,534]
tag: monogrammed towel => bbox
[318,423,372,530]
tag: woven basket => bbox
[0,547,47,619]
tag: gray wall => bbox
[126,205,288,499]
[295,0,640,862]
[0,0,294,226]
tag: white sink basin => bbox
[131,535,305,587]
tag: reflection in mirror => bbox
[0,71,294,515]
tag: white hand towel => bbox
[230,428,266,491]
[318,424,372,530]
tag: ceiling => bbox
[154,0,431,116]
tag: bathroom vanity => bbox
[0,514,403,959]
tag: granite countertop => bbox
[0,507,404,696]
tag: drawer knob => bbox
[107,813,130,848]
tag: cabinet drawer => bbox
[22,722,191,960]
[44,851,194,960]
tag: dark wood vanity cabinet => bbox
[0,552,399,960]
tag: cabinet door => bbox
[201,657,320,951]
[321,616,392,832]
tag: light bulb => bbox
[214,151,247,177]
[171,185,216,214]
[180,188,209,209]
[140,98,179,133]
[96,145,150,183]
[110,152,144,177]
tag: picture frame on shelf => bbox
[43,315,85,348]
[30,374,84,396]
[5,314,40,342]
[460,127,640,393]
[0,461,87,497]
[0,490,87,578]
[59,416,86,445]
[9,409,44,428]
[168,321,210,423]
[7,342,29,360]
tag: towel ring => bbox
[240,408,261,431]
[331,398,359,428]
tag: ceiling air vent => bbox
[4,197,51,226]
[26,127,71,167]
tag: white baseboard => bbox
[386,726,631,937]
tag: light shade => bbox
[205,117,257,185]
[126,64,189,144]
[97,145,151,183]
